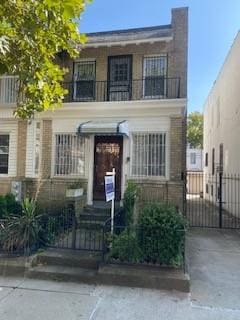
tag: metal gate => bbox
[186,172,240,228]
[45,208,104,252]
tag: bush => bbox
[138,203,186,265]
[123,181,138,225]
[108,228,143,263]
[0,193,21,218]
[1,198,44,253]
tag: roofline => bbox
[85,24,172,37]
[83,36,173,49]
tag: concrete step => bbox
[27,265,97,284]
[79,213,110,222]
[34,249,102,270]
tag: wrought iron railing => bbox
[63,77,181,102]
[0,76,181,104]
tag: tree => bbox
[0,0,90,119]
[187,111,203,148]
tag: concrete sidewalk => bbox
[186,228,240,311]
[0,276,240,319]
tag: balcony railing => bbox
[63,77,181,103]
[0,76,181,105]
[0,76,18,104]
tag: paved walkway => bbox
[186,228,240,311]
[0,275,240,319]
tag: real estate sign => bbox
[105,175,115,202]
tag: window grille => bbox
[55,134,86,176]
[190,152,196,165]
[131,133,166,177]
[143,56,167,98]
[0,134,9,174]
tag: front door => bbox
[108,55,132,101]
[93,136,123,201]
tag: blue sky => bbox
[80,0,240,113]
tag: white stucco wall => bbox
[203,32,240,216]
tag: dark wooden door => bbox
[93,136,123,201]
[108,55,132,101]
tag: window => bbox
[206,184,209,194]
[0,135,9,174]
[219,143,223,172]
[143,56,167,98]
[131,133,166,177]
[205,152,208,167]
[190,152,196,165]
[55,134,86,176]
[74,61,96,100]
[212,148,215,175]
[34,122,41,175]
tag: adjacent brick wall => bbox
[170,116,185,181]
[17,120,27,178]
[41,120,52,179]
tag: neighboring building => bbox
[186,145,203,195]
[0,8,188,211]
[203,32,240,215]
[187,145,203,172]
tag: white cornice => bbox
[82,36,173,49]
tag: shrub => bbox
[138,203,186,266]
[1,198,44,253]
[123,181,138,225]
[0,193,21,218]
[108,228,143,263]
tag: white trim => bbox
[83,36,173,48]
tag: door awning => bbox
[77,120,129,137]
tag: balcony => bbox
[63,77,181,102]
[0,76,181,105]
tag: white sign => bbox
[105,175,115,202]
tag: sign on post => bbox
[105,175,115,202]
[105,168,116,234]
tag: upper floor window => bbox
[205,152,208,167]
[143,55,167,98]
[219,143,223,172]
[0,134,9,174]
[190,152,196,165]
[74,60,96,101]
[131,132,166,177]
[212,148,215,175]
[54,134,86,176]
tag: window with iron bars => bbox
[131,133,167,177]
[54,134,86,176]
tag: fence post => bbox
[71,213,76,250]
[219,171,223,228]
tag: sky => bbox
[79,0,240,113]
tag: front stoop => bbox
[0,250,190,293]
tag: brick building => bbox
[0,7,188,211]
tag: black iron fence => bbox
[63,77,181,103]
[186,172,240,228]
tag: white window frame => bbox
[130,132,169,180]
[33,121,41,176]
[73,59,96,101]
[0,133,10,176]
[143,55,167,99]
[53,133,87,178]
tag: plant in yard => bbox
[1,198,44,253]
[0,193,21,219]
[123,181,138,225]
[108,228,143,263]
[138,203,187,266]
